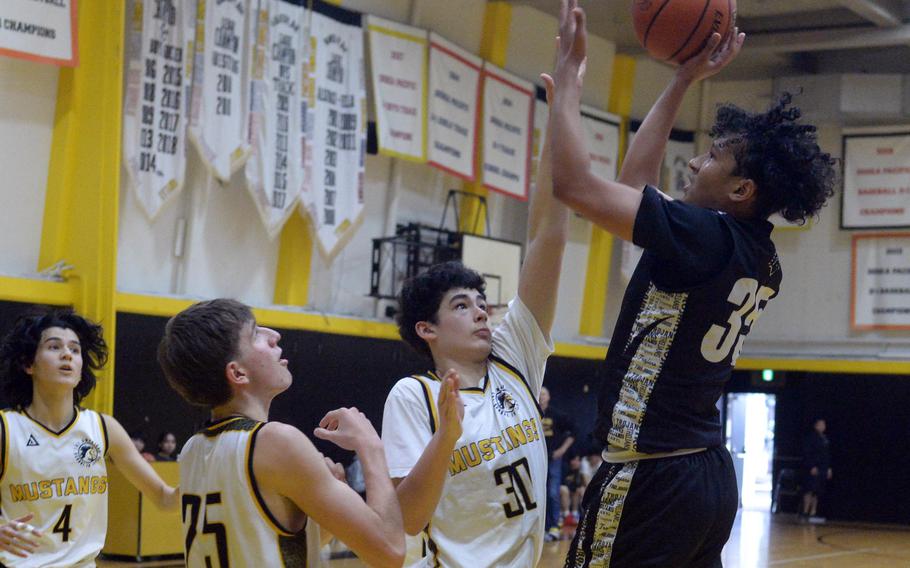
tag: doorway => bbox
[725,393,776,510]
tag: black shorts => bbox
[564,446,738,568]
[803,471,827,496]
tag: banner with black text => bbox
[246,0,307,237]
[303,1,365,258]
[188,0,256,182]
[123,0,195,219]
[0,0,77,66]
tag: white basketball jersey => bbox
[383,297,553,567]
[0,408,109,568]
[179,416,308,568]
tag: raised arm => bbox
[516,74,570,337]
[256,411,404,568]
[549,0,744,241]
[549,1,642,241]
[102,415,179,511]
[391,371,462,535]
[620,30,745,190]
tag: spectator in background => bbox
[540,386,575,541]
[130,431,156,462]
[560,453,586,527]
[580,449,603,487]
[800,418,832,523]
[155,431,178,462]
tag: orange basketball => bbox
[632,0,736,65]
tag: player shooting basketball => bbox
[548,1,837,565]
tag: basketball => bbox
[632,0,736,64]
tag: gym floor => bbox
[98,509,910,567]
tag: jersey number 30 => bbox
[701,277,775,364]
[183,492,230,567]
[494,457,537,518]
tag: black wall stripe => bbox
[312,0,361,25]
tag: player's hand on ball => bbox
[314,407,381,453]
[0,514,42,558]
[678,27,745,84]
[437,369,464,444]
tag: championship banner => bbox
[427,33,481,180]
[581,105,621,183]
[123,0,195,220]
[481,63,534,200]
[0,0,77,66]
[246,0,306,237]
[305,1,365,258]
[188,0,256,182]
[531,86,548,186]
[367,15,427,161]
[842,133,910,229]
[852,233,910,330]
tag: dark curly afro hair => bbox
[397,261,486,360]
[0,308,108,409]
[710,92,837,224]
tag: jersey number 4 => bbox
[494,457,537,518]
[183,492,230,567]
[701,277,775,364]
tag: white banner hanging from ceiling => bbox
[852,233,910,330]
[426,33,482,181]
[367,15,427,162]
[188,0,255,182]
[303,0,365,258]
[0,0,77,66]
[842,132,910,229]
[481,63,533,200]
[122,0,195,219]
[246,0,307,237]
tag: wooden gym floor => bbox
[99,509,910,567]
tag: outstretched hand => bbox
[677,27,745,84]
[553,0,587,90]
[314,407,381,453]
[437,369,464,444]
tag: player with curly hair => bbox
[0,308,178,567]
[548,1,836,566]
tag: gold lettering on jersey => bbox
[608,285,685,452]
[8,476,108,502]
[448,418,542,476]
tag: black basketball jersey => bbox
[596,186,782,453]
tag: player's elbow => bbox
[404,518,425,536]
[369,538,405,568]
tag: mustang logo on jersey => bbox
[449,417,541,476]
[73,438,102,467]
[492,386,518,416]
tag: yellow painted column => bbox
[38,0,126,414]
[459,1,512,234]
[273,0,344,305]
[273,213,314,306]
[578,55,636,337]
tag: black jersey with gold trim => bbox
[596,186,782,453]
